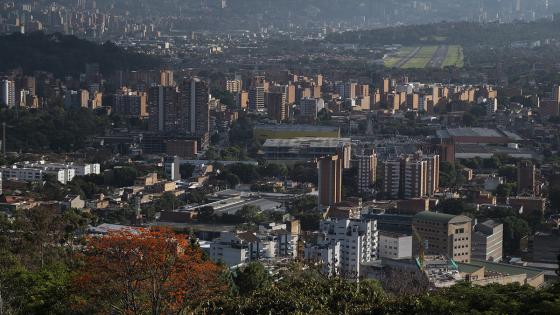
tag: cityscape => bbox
[0,0,560,314]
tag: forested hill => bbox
[326,19,560,46]
[0,32,161,77]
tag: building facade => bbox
[378,232,412,260]
[472,220,503,262]
[413,212,472,263]
[305,218,378,278]
[318,154,343,209]
[357,150,377,195]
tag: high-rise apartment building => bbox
[318,155,343,209]
[357,150,377,195]
[226,79,242,93]
[403,159,427,199]
[381,153,440,199]
[160,70,174,87]
[382,159,401,199]
[285,84,296,105]
[249,76,266,112]
[266,90,288,122]
[413,211,472,263]
[237,91,249,109]
[148,85,179,133]
[1,80,16,108]
[148,78,209,138]
[181,78,210,137]
[517,160,536,196]
[337,82,357,100]
[423,154,440,196]
[249,85,265,112]
[64,89,89,109]
[113,88,148,119]
[299,97,324,119]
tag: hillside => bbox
[326,19,560,47]
[0,32,161,77]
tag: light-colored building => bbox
[226,79,242,93]
[305,218,378,279]
[472,220,503,262]
[209,231,260,267]
[378,232,412,260]
[413,211,472,263]
[0,162,99,184]
[163,156,181,181]
[1,80,16,108]
[210,221,299,267]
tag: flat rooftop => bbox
[458,259,545,279]
[254,124,339,132]
[263,137,351,148]
[436,128,522,141]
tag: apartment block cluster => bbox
[0,160,100,184]
[0,63,105,110]
[381,152,440,200]
[304,217,379,279]
[0,0,162,40]
[226,73,326,122]
[371,76,499,114]
[208,221,300,267]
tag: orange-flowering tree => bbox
[73,227,228,315]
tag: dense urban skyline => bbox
[0,1,559,314]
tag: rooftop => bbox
[458,259,545,279]
[263,137,351,148]
[414,211,471,224]
[436,128,522,141]
[254,124,339,132]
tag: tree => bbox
[236,205,263,223]
[14,207,65,268]
[463,112,477,126]
[258,163,288,178]
[0,252,71,315]
[154,192,184,211]
[498,165,517,182]
[435,198,475,216]
[496,183,516,197]
[197,206,215,223]
[500,216,530,254]
[216,170,241,188]
[104,166,139,187]
[439,161,457,188]
[74,227,227,315]
[233,262,272,296]
[227,163,261,183]
[179,163,195,179]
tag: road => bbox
[394,47,421,68]
[426,45,449,68]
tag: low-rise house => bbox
[61,195,85,210]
